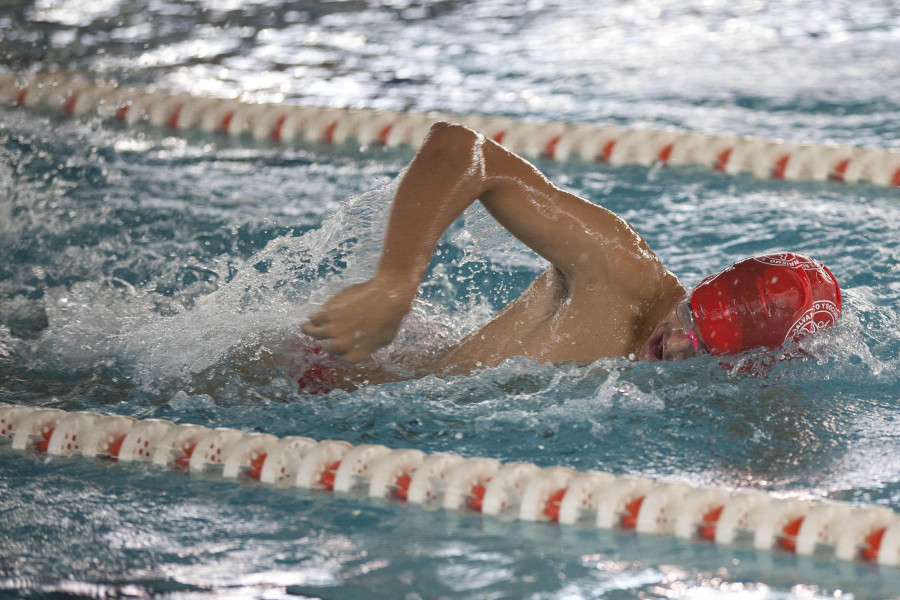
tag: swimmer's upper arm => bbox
[473,130,660,286]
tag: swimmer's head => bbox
[642,252,841,362]
[689,252,842,356]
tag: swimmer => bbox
[298,122,841,391]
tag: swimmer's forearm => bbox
[374,122,487,294]
[302,124,486,361]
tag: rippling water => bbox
[1,1,899,598]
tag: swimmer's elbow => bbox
[423,121,482,151]
[413,122,487,187]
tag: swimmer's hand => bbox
[300,277,414,363]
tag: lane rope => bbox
[2,403,898,566]
[2,71,900,187]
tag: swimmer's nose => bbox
[664,329,701,361]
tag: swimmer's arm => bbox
[375,122,662,287]
[302,122,662,361]
[302,122,486,361]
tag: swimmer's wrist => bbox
[371,270,420,306]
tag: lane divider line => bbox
[2,71,899,187]
[1,403,898,566]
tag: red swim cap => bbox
[689,253,841,355]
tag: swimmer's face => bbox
[643,299,708,362]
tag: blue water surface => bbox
[1,1,900,598]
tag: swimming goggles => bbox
[675,299,706,354]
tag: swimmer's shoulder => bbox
[563,243,685,317]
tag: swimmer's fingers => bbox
[300,316,372,362]
[304,310,327,327]
[301,283,369,336]
[325,343,363,363]
[301,302,351,339]
[323,333,384,364]
[315,320,395,363]
[300,318,330,339]
[299,278,412,362]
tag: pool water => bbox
[1,1,900,598]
